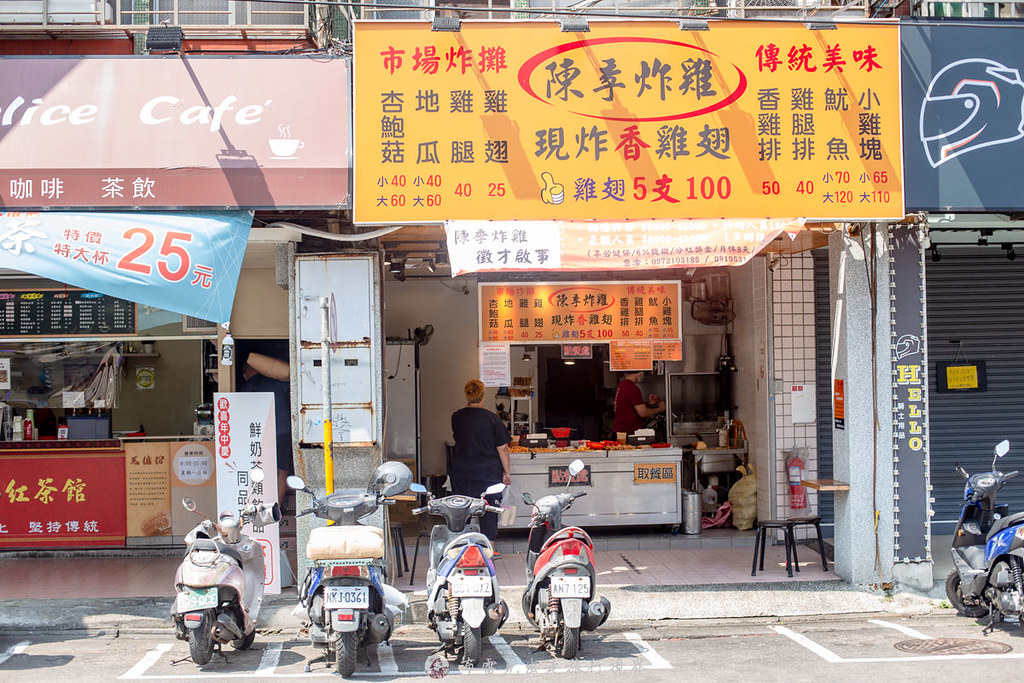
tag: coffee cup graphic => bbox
[268,138,304,158]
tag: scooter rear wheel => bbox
[335,631,358,677]
[946,569,987,618]
[188,612,215,665]
[461,624,482,667]
[559,622,580,659]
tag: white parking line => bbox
[118,643,174,679]
[0,641,29,667]
[488,634,525,673]
[624,632,672,669]
[772,623,1024,663]
[376,642,399,674]
[867,619,934,640]
[255,643,283,674]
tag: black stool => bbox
[409,532,431,586]
[786,515,828,572]
[389,523,408,578]
[751,520,797,577]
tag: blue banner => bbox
[0,211,252,323]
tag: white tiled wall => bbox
[770,253,819,538]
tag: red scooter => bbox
[521,459,610,659]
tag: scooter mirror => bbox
[286,475,307,491]
[996,440,1010,457]
[567,459,585,477]
[522,492,535,506]
[250,467,265,484]
[409,483,428,494]
[484,482,506,496]
[182,497,197,512]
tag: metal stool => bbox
[389,523,408,578]
[786,515,828,572]
[409,532,431,586]
[751,520,797,577]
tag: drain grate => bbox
[894,638,1012,655]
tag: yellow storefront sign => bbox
[354,20,903,223]
[479,281,681,343]
[946,365,979,390]
[634,462,677,484]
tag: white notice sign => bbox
[214,392,281,595]
[791,382,816,425]
[479,343,511,387]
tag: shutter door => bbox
[813,249,834,532]
[927,247,1024,534]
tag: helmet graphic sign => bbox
[920,58,1024,167]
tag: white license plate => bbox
[550,576,590,598]
[450,575,491,597]
[177,586,218,612]
[324,586,369,609]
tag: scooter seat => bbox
[306,525,385,560]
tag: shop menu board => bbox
[480,280,681,344]
[0,289,136,337]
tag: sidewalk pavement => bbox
[0,532,950,636]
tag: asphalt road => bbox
[3,613,1023,682]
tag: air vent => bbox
[182,315,217,333]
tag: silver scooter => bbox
[170,467,281,665]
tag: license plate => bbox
[550,576,590,598]
[177,586,218,612]
[324,586,369,609]
[450,575,491,597]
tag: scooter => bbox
[946,439,1024,631]
[412,483,509,667]
[521,458,610,659]
[170,467,282,665]
[288,461,418,677]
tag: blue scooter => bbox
[946,439,1024,631]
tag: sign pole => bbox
[320,297,334,498]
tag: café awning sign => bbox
[446,217,801,275]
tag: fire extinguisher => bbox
[787,454,806,510]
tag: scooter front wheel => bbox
[335,631,358,677]
[188,612,215,665]
[946,569,987,618]
[559,622,580,659]
[231,630,256,650]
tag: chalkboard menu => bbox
[0,289,137,337]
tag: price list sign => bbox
[480,281,680,344]
[0,289,136,337]
[354,20,903,224]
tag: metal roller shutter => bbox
[926,247,1024,534]
[813,249,834,532]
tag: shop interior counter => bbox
[506,447,682,529]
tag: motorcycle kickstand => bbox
[983,606,1000,635]
[303,648,329,673]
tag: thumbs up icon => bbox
[540,171,565,205]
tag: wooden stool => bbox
[409,532,431,586]
[751,520,797,577]
[786,515,828,572]
[389,523,407,578]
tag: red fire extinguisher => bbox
[787,454,806,509]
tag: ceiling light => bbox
[979,229,993,246]
[930,245,942,263]
[431,14,461,32]
[677,18,709,31]
[803,20,837,30]
[1005,244,1017,261]
[146,25,184,52]
[564,360,576,365]
[557,15,590,32]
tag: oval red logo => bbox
[518,36,746,122]
[547,286,617,312]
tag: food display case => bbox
[505,446,682,528]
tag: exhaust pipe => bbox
[581,596,610,631]
[212,613,243,643]
[364,613,392,644]
[481,599,508,637]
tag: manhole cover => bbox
[894,638,1012,655]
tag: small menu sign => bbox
[0,289,136,337]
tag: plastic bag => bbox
[728,463,758,531]
[702,500,732,528]
[498,486,518,527]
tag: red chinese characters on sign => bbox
[0,449,127,547]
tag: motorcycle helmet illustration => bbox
[920,58,1024,167]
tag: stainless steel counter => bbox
[506,448,683,529]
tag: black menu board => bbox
[0,289,137,337]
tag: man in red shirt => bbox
[612,370,665,437]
